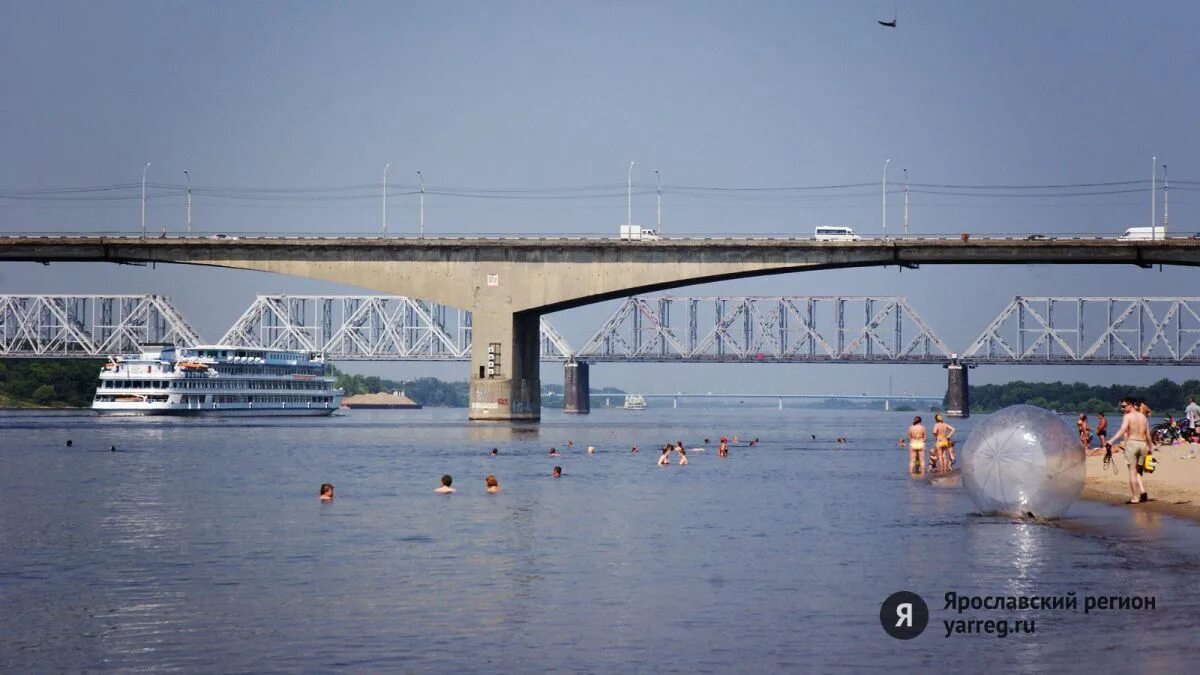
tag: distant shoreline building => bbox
[341,391,422,409]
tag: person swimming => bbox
[490,448,498,456]
[657,445,671,467]
[548,447,559,456]
[319,483,334,501]
[485,475,500,493]
[552,465,562,477]
[435,474,455,493]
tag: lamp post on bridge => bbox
[382,163,390,237]
[141,162,151,238]
[882,159,890,239]
[1163,163,1169,233]
[184,170,192,235]
[627,161,636,228]
[417,170,424,238]
[655,168,662,233]
[1151,156,1157,242]
[903,168,909,236]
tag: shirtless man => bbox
[1108,396,1151,504]
[932,414,956,473]
[907,416,927,476]
[1077,414,1091,450]
[1096,412,1108,452]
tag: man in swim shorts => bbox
[907,416,927,476]
[1108,396,1151,504]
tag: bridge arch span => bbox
[5,235,1200,420]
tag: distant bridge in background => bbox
[4,293,1200,366]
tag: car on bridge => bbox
[619,225,661,241]
[814,226,861,241]
[1119,226,1167,240]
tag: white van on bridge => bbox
[814,226,861,241]
[1119,226,1167,240]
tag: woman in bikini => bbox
[907,416,927,475]
[933,414,956,473]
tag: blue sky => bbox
[2,1,1199,396]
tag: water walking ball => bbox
[960,404,1085,519]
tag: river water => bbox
[2,407,1198,672]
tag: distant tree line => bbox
[0,359,104,408]
[965,379,1200,415]
[332,366,469,407]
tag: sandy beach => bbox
[1083,442,1200,521]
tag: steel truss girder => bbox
[961,297,1200,364]
[575,296,953,363]
[0,295,201,357]
[219,295,574,361]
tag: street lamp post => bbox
[184,170,192,235]
[655,169,662,233]
[1163,163,1169,233]
[903,168,909,236]
[882,159,890,239]
[1151,156,1156,241]
[627,161,636,227]
[141,162,151,238]
[417,170,424,238]
[382,163,390,236]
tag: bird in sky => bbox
[879,5,897,27]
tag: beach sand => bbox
[1083,442,1200,522]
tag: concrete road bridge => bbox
[3,234,1199,420]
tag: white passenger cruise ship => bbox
[92,344,344,416]
[622,394,647,410]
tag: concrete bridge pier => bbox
[469,309,542,421]
[563,360,590,414]
[944,358,970,418]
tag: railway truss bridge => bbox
[5,294,1200,416]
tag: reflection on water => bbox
[2,408,1200,671]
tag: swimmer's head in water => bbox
[552,466,562,476]
[485,475,498,488]
[320,483,334,497]
[441,474,453,487]
[490,448,498,455]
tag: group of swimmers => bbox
[904,413,956,475]
[318,434,756,500]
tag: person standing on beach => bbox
[1108,396,1151,504]
[1077,414,1091,450]
[1096,412,1108,449]
[907,416,927,476]
[1186,398,1200,432]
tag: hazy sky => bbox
[3,1,1199,396]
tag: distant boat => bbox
[623,394,647,410]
